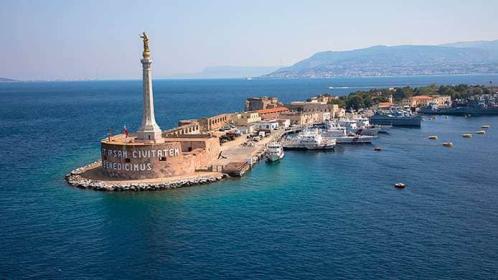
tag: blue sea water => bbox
[1,75,498,279]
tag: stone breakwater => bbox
[65,160,226,192]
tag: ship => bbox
[370,109,422,127]
[265,142,285,162]
[419,104,498,116]
[283,129,336,150]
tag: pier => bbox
[211,128,285,176]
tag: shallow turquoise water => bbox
[1,76,498,279]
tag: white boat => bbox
[338,117,380,136]
[322,122,376,144]
[283,129,336,150]
[338,118,358,131]
[265,142,285,162]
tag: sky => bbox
[1,0,498,80]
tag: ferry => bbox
[283,129,336,150]
[322,122,376,144]
[370,109,422,127]
[265,142,285,162]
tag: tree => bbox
[346,95,364,110]
[328,98,345,107]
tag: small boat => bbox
[428,135,438,140]
[394,183,406,189]
[265,142,285,162]
[442,142,454,147]
[481,125,491,129]
[462,133,472,138]
[476,130,486,135]
[374,147,382,151]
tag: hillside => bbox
[168,66,281,79]
[0,77,17,82]
[262,40,498,78]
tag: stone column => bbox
[137,33,163,143]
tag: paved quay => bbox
[211,128,285,172]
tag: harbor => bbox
[65,34,497,192]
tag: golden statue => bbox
[140,32,151,58]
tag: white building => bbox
[254,120,279,131]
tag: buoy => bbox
[428,135,438,140]
[442,142,454,147]
[374,147,382,151]
[394,183,406,189]
[476,130,486,135]
[481,125,491,129]
[462,133,472,138]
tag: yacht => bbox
[322,122,376,144]
[265,142,285,162]
[283,129,336,150]
[338,117,380,136]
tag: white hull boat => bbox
[266,142,285,162]
[283,129,336,150]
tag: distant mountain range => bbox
[262,40,498,79]
[0,77,17,82]
[168,66,281,79]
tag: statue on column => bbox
[140,32,151,58]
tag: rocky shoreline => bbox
[65,160,227,192]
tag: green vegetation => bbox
[333,84,495,110]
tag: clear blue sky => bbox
[2,0,497,80]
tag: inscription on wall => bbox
[102,147,180,172]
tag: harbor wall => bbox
[101,141,196,179]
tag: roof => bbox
[410,95,434,100]
[378,102,393,107]
[256,107,289,114]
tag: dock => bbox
[210,128,285,176]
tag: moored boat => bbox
[442,142,454,147]
[370,109,422,127]
[265,142,285,162]
[283,129,336,150]
[322,122,376,144]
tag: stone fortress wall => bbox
[101,136,220,180]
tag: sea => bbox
[1,75,498,279]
